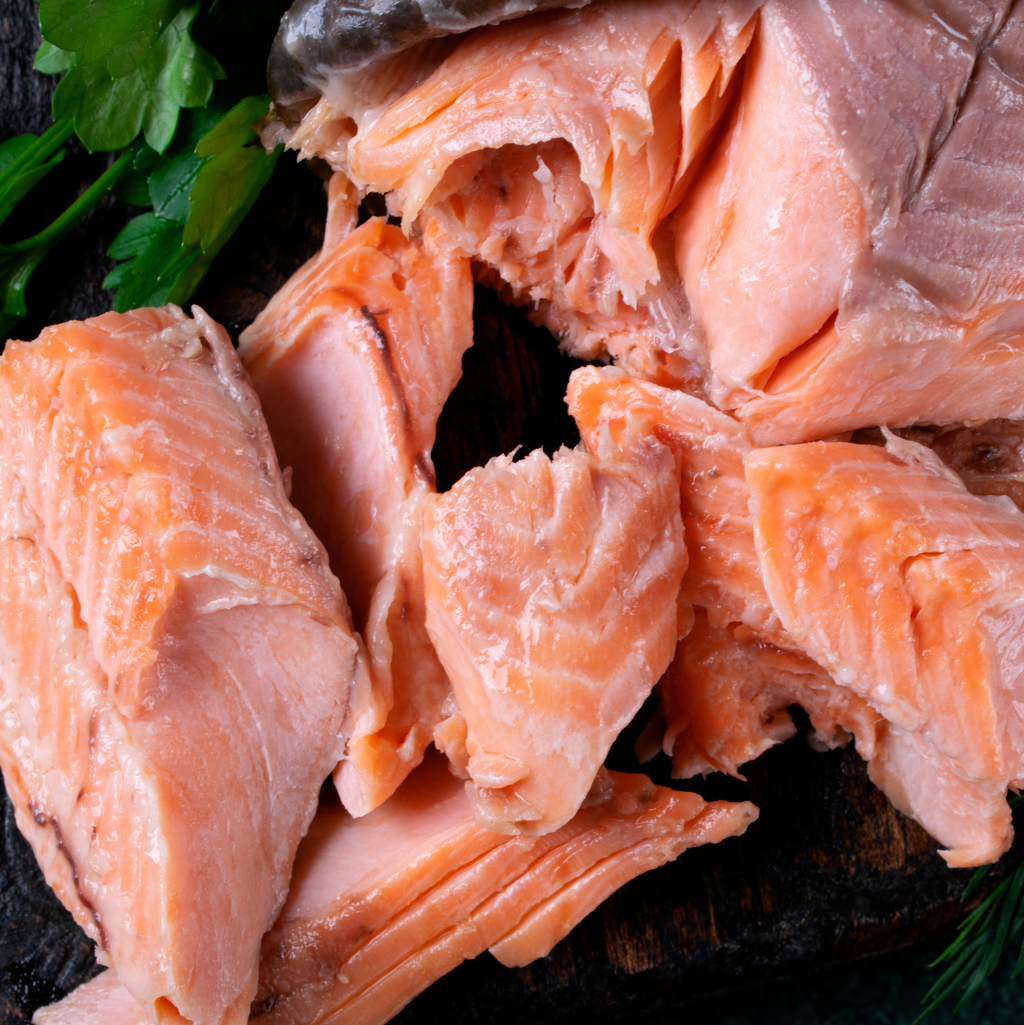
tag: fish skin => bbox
[422,422,687,836]
[37,753,758,1025]
[341,0,760,379]
[746,436,1024,864]
[675,0,1024,442]
[239,176,474,817]
[0,305,359,1024]
[267,0,592,127]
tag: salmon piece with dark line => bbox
[239,174,474,816]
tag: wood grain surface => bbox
[0,3,1019,1021]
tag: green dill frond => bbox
[915,796,1024,1021]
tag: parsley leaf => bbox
[113,145,163,206]
[103,212,200,309]
[39,0,188,79]
[149,103,225,220]
[104,98,280,312]
[32,41,74,75]
[184,94,278,251]
[51,3,223,153]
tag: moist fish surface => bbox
[675,0,1024,443]
[329,0,760,384]
[747,434,1024,865]
[35,752,758,1025]
[422,419,687,835]
[239,175,473,817]
[658,610,880,781]
[568,366,878,779]
[0,306,360,1023]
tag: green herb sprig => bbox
[2,0,289,337]
[104,95,280,310]
[916,795,1024,1020]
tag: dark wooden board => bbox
[1,3,1018,1021]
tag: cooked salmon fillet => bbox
[568,365,782,644]
[0,306,360,1023]
[675,0,1024,443]
[422,420,686,835]
[37,752,757,1025]
[238,174,473,817]
[662,610,880,781]
[747,434,1024,864]
[339,0,760,380]
[568,366,878,778]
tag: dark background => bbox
[2,0,1024,1021]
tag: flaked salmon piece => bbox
[568,365,782,644]
[675,0,1024,442]
[568,366,878,778]
[33,970,148,1025]
[38,753,757,1025]
[342,0,760,371]
[869,722,1012,870]
[662,610,880,781]
[0,305,360,1023]
[238,175,474,817]
[746,434,1024,864]
[430,145,702,388]
[422,420,687,835]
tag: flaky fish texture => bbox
[675,0,1024,441]
[574,368,1021,865]
[422,418,686,835]
[239,175,474,817]
[0,305,360,1024]
[36,753,757,1025]
[747,436,1024,866]
[568,366,878,781]
[346,0,760,383]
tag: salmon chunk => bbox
[747,435,1024,864]
[422,422,687,835]
[343,0,760,379]
[568,366,877,778]
[37,753,758,1025]
[0,306,360,1023]
[662,611,879,781]
[569,365,782,644]
[675,0,1024,442]
[239,175,474,816]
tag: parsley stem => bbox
[1,146,135,256]
[0,119,74,194]
[1,146,135,337]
